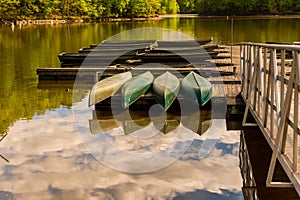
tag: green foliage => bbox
[0,0,300,22]
[195,0,300,15]
[0,0,181,20]
[161,0,179,14]
[177,0,194,13]
[0,0,300,20]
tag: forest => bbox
[0,0,299,21]
[195,0,300,15]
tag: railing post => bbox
[293,51,299,172]
[280,49,286,114]
[240,45,245,93]
[262,47,268,126]
[242,44,259,126]
[257,47,263,118]
[264,48,272,129]
[253,47,258,111]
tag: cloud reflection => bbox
[0,106,243,199]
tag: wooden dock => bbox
[36,41,300,199]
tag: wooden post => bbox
[240,45,245,92]
[231,18,236,74]
[269,48,280,140]
[280,49,286,114]
[242,45,259,127]
[273,49,280,131]
[253,47,260,112]
[257,47,263,117]
[293,51,299,172]
[281,50,288,153]
[262,47,268,125]
[244,45,251,98]
[242,45,248,94]
[264,48,272,129]
[270,49,275,138]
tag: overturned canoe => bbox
[90,40,155,49]
[152,71,180,111]
[122,71,154,108]
[101,39,156,44]
[89,71,132,106]
[157,39,212,47]
[151,44,219,52]
[58,52,136,65]
[140,52,216,63]
[181,71,212,106]
[78,48,142,54]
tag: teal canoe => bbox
[89,71,132,106]
[181,71,212,106]
[152,71,180,111]
[121,71,154,108]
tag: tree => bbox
[177,0,194,13]
[0,0,20,20]
[161,0,179,14]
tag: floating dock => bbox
[36,40,300,199]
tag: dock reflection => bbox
[0,132,9,162]
[89,104,212,136]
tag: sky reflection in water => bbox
[0,105,243,199]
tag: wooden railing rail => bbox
[239,42,300,194]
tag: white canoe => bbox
[152,71,180,111]
[89,71,132,106]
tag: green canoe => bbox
[89,71,132,106]
[152,71,180,111]
[181,71,212,106]
[121,71,154,108]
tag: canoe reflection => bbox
[181,109,212,136]
[89,109,120,133]
[89,105,212,136]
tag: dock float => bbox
[36,67,237,81]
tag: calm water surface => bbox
[0,17,299,199]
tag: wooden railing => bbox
[240,42,300,194]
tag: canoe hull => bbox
[122,71,154,108]
[152,71,180,111]
[181,71,212,106]
[89,71,132,106]
[156,39,212,47]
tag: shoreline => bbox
[160,13,300,19]
[1,17,164,26]
[2,14,300,26]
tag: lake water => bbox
[0,17,299,199]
